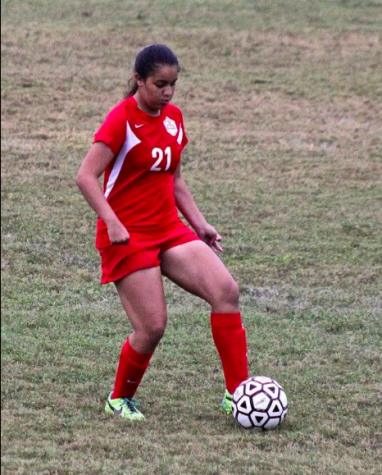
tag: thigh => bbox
[160,240,239,311]
[115,266,167,333]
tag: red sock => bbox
[112,339,153,399]
[210,312,248,394]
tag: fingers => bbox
[112,237,130,246]
[210,234,223,252]
[109,230,130,246]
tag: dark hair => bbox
[124,44,179,98]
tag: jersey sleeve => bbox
[180,114,188,150]
[179,111,189,150]
[93,102,127,156]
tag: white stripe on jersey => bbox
[177,125,183,145]
[104,122,141,199]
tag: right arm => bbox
[75,142,130,245]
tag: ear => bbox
[135,73,145,87]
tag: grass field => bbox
[2,1,382,474]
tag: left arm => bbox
[174,164,223,252]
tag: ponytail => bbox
[124,76,138,98]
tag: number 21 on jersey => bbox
[150,147,172,172]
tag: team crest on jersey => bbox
[163,117,178,137]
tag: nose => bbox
[163,85,173,98]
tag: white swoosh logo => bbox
[135,124,144,128]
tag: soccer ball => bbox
[232,376,288,430]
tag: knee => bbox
[224,278,240,306]
[213,277,240,309]
[141,316,167,346]
[149,322,166,343]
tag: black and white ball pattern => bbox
[232,376,288,430]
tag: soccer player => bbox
[76,44,248,420]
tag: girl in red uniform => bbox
[76,44,248,420]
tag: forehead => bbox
[151,64,179,81]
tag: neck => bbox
[134,93,161,117]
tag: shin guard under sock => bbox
[112,339,153,399]
[211,312,248,394]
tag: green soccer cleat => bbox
[222,389,233,415]
[105,393,145,420]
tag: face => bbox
[135,64,179,116]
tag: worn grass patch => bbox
[2,1,382,474]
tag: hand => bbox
[107,219,130,245]
[197,223,223,253]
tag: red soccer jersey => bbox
[93,96,188,248]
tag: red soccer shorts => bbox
[98,221,200,284]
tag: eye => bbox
[155,79,178,88]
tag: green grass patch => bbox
[2,1,382,474]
